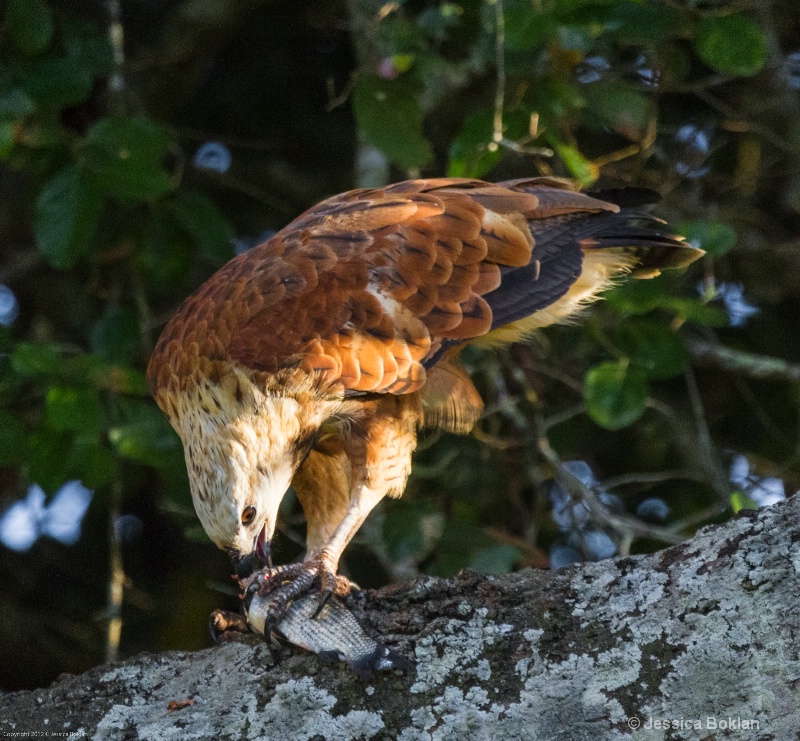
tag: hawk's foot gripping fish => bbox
[214,571,411,679]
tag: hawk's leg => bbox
[255,399,418,625]
[252,483,387,626]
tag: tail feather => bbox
[577,211,700,276]
[425,182,703,361]
[482,194,698,329]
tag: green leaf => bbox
[448,109,502,178]
[581,82,650,140]
[425,518,492,577]
[526,78,584,121]
[470,545,521,575]
[0,87,35,118]
[108,398,181,467]
[612,319,690,380]
[26,428,72,493]
[0,122,14,158]
[70,438,116,489]
[170,190,235,263]
[46,386,104,435]
[392,54,415,74]
[549,137,598,187]
[605,278,729,327]
[35,166,103,268]
[353,75,433,170]
[90,365,149,396]
[0,411,25,466]
[6,0,53,55]
[695,15,767,77]
[555,23,598,53]
[91,307,141,365]
[19,57,93,110]
[80,116,174,201]
[416,4,463,41]
[383,503,425,563]
[679,220,736,257]
[57,352,149,395]
[731,491,758,514]
[584,361,648,430]
[24,428,112,493]
[19,114,64,148]
[504,4,553,51]
[612,3,684,44]
[666,301,729,326]
[137,211,193,294]
[183,524,212,543]
[60,352,109,384]
[544,0,616,13]
[62,17,114,76]
[11,342,61,375]
[448,108,532,179]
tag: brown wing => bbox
[147,177,698,398]
[218,178,549,394]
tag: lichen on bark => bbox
[2,497,798,740]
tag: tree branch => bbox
[2,493,798,738]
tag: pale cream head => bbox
[167,374,311,560]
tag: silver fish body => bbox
[244,585,409,679]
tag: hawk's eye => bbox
[241,505,257,526]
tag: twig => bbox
[488,0,505,153]
[485,526,549,568]
[105,479,125,663]
[692,88,798,157]
[130,266,155,356]
[684,366,730,499]
[540,404,586,431]
[535,419,688,545]
[103,0,129,667]
[688,337,800,382]
[602,469,707,490]
[486,0,552,159]
[200,171,293,212]
[523,361,584,395]
[326,73,357,112]
[498,137,554,158]
[106,0,126,113]
[591,144,643,170]
[347,0,391,187]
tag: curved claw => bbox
[243,554,357,632]
[313,563,352,618]
[312,587,334,619]
[276,561,344,620]
[266,568,318,621]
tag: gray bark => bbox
[2,495,799,741]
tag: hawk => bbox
[147,177,700,621]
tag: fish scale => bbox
[244,582,410,679]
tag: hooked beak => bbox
[231,523,271,580]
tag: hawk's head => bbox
[168,377,318,579]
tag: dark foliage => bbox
[1,0,799,691]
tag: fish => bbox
[243,574,410,680]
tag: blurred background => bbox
[1,0,799,692]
